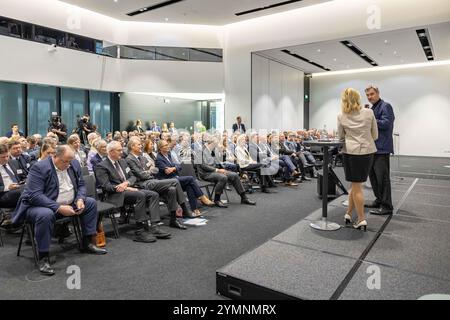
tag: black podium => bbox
[303,140,344,231]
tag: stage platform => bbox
[217,177,450,300]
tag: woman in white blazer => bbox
[338,88,378,231]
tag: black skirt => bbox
[343,153,374,183]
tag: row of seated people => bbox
[0,134,258,275]
[0,128,322,276]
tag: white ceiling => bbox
[259,21,450,73]
[59,0,331,25]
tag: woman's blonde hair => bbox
[341,88,362,114]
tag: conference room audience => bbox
[125,137,190,225]
[197,137,256,208]
[12,145,107,276]
[0,144,25,210]
[8,139,34,183]
[156,139,214,217]
[88,139,107,173]
[95,141,172,242]
[5,124,24,139]
[236,134,273,193]
[149,121,161,133]
[132,119,145,133]
[36,140,57,162]
[67,134,87,167]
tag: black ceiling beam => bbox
[236,0,303,16]
[127,0,186,17]
[340,40,378,67]
[281,49,331,71]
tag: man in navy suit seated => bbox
[155,139,214,217]
[7,139,35,183]
[13,145,107,276]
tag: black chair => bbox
[83,174,119,239]
[17,216,83,266]
[179,162,215,199]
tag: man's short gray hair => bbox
[127,136,141,151]
[55,145,74,158]
[107,141,122,153]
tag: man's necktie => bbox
[138,156,147,169]
[3,164,18,183]
[114,162,126,182]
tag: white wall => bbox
[120,93,201,131]
[310,63,450,157]
[0,0,224,94]
[251,54,304,130]
[0,36,224,93]
[223,0,450,128]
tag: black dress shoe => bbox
[241,198,256,206]
[134,229,157,243]
[147,225,171,239]
[364,201,381,209]
[301,176,311,181]
[369,208,393,215]
[261,188,274,194]
[83,243,108,255]
[170,219,187,230]
[214,201,228,208]
[39,257,55,276]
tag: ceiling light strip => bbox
[311,59,450,77]
[235,0,304,16]
[127,0,186,17]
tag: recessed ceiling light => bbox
[317,49,321,53]
[165,17,169,21]
[333,58,337,61]
[384,40,390,44]
[393,51,397,55]
[424,46,430,49]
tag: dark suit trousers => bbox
[204,171,244,195]
[0,189,22,208]
[142,179,181,213]
[123,189,160,224]
[26,197,97,253]
[369,154,393,210]
[177,176,203,210]
[241,163,270,187]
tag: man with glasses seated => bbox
[197,137,256,208]
[12,145,107,276]
[95,141,173,241]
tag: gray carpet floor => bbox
[0,178,322,300]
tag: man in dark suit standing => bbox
[365,85,395,215]
[126,137,187,228]
[95,141,172,241]
[232,116,246,134]
[197,137,255,208]
[12,145,106,276]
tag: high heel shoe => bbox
[344,213,352,224]
[353,220,367,231]
[199,196,215,207]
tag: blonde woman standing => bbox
[338,88,378,231]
